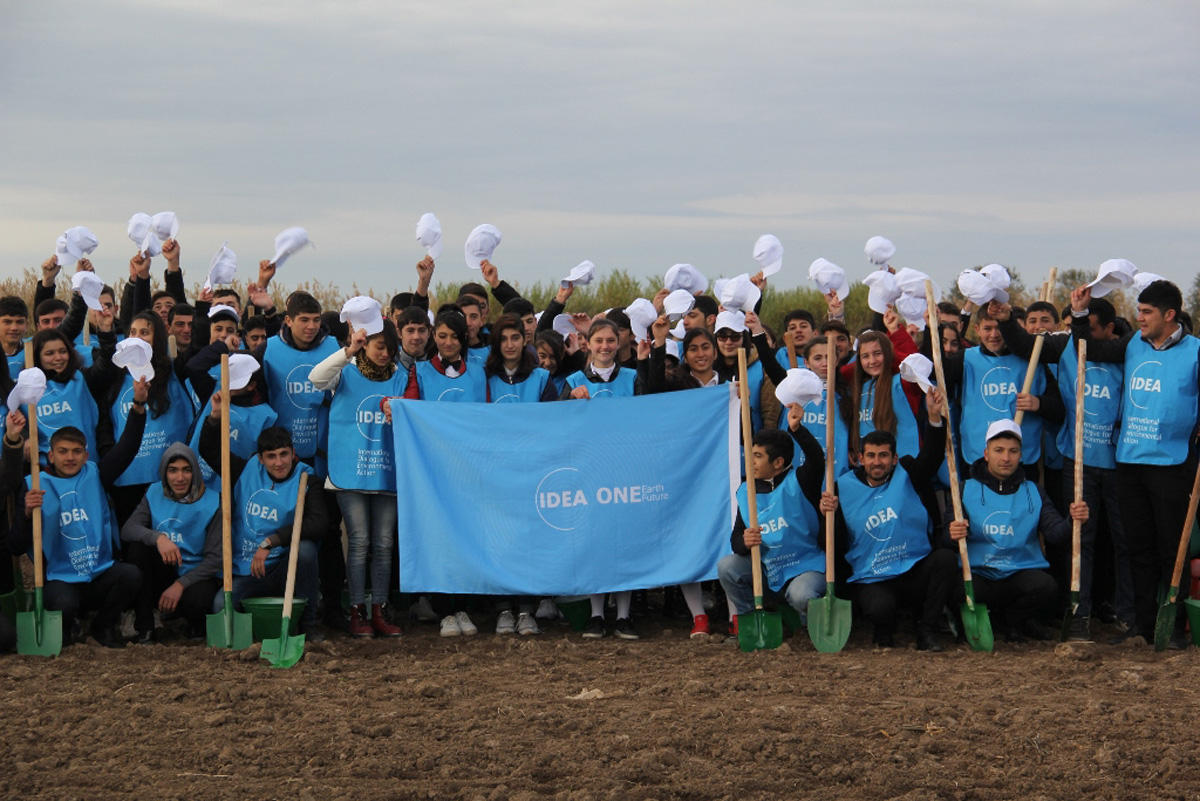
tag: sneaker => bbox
[582,615,606,639]
[517,612,541,636]
[439,615,461,638]
[455,611,478,636]
[535,598,559,620]
[614,617,639,640]
[916,626,944,652]
[1066,615,1092,643]
[690,614,710,639]
[410,596,438,623]
[495,609,516,635]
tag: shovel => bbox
[1153,457,1200,651]
[206,353,253,650]
[926,282,993,651]
[735,349,782,652]
[16,342,62,656]
[808,340,852,652]
[1062,339,1087,640]
[262,472,309,668]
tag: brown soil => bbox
[1,617,1198,801]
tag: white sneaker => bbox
[411,596,438,622]
[535,598,559,620]
[517,612,541,636]
[455,611,478,636]
[495,609,516,634]
[439,615,461,637]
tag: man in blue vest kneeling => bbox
[199,393,327,638]
[949,419,1088,641]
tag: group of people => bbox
[0,236,1195,655]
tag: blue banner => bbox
[389,386,738,595]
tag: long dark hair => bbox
[31,329,80,383]
[485,313,536,376]
[129,311,173,417]
[850,330,897,455]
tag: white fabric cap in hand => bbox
[775,368,823,408]
[665,339,680,361]
[113,338,155,382]
[893,267,932,299]
[228,354,260,391]
[151,211,179,241]
[663,263,707,294]
[624,298,658,341]
[753,234,783,277]
[272,227,311,269]
[7,367,47,410]
[1131,269,1165,295]
[809,258,850,301]
[551,314,576,339]
[1087,258,1137,298]
[464,224,502,270]
[957,269,1008,305]
[71,270,106,311]
[55,226,99,267]
[718,273,760,313]
[863,270,900,313]
[205,243,237,290]
[895,294,928,330]
[899,353,934,393]
[864,236,895,266]
[979,263,1011,291]
[416,213,443,260]
[561,260,596,288]
[663,289,696,320]
[340,296,384,337]
[670,320,686,339]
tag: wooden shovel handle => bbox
[280,472,309,619]
[1012,334,1045,426]
[24,342,43,591]
[220,354,233,594]
[784,330,798,370]
[1071,339,1086,595]
[1168,457,1200,595]
[824,340,836,582]
[168,334,178,360]
[737,350,763,604]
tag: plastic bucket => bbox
[241,597,307,642]
[555,596,591,631]
[1183,598,1200,646]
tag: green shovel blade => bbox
[737,606,783,652]
[1153,593,1178,652]
[807,583,852,653]
[206,591,253,650]
[261,617,305,668]
[16,590,62,657]
[960,583,993,652]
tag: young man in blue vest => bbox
[6,383,148,647]
[992,297,1132,641]
[1069,279,1200,647]
[819,389,956,651]
[949,419,1089,641]
[0,296,29,381]
[199,397,328,638]
[717,405,827,637]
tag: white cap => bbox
[864,235,896,266]
[670,320,686,339]
[663,289,696,320]
[151,211,179,241]
[957,268,1008,306]
[809,258,850,301]
[112,338,155,382]
[986,418,1022,442]
[7,367,47,410]
[228,354,260,391]
[427,309,435,326]
[664,263,707,294]
[623,298,658,341]
[895,294,928,330]
[665,339,681,361]
[714,309,747,334]
[863,270,900,313]
[899,353,934,393]
[1131,270,1166,295]
[1087,258,1137,298]
[71,271,106,311]
[893,267,931,298]
[55,226,99,267]
[717,273,760,313]
[207,304,240,322]
[561,260,596,288]
[340,295,384,336]
[464,224,502,270]
[272,227,311,269]
[551,314,576,339]
[775,368,823,407]
[415,212,443,260]
[204,242,237,290]
[126,213,162,257]
[979,264,1011,291]
[752,234,783,277]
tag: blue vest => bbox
[962,477,1046,579]
[774,347,805,372]
[232,462,313,576]
[935,396,964,489]
[564,367,637,399]
[746,359,764,431]
[262,334,340,475]
[110,373,196,486]
[961,348,1045,464]
[415,360,488,402]
[189,400,279,484]
[467,346,489,366]
[1116,333,1200,465]
[146,486,220,573]
[1040,361,1064,470]
[327,364,408,491]
[550,373,567,396]
[28,463,116,583]
[73,331,94,368]
[1056,336,1122,470]
[781,386,851,478]
[6,348,23,381]
[857,374,920,460]
[488,367,551,403]
[31,372,100,464]
[838,470,931,583]
[735,478,823,591]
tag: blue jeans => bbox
[717,553,824,618]
[337,491,397,606]
[213,540,320,629]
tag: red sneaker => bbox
[690,613,710,639]
[349,604,373,638]
[371,604,403,638]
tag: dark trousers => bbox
[1116,460,1197,637]
[44,562,142,635]
[110,483,151,529]
[852,549,957,637]
[127,539,219,632]
[1061,459,1133,620]
[0,613,14,653]
[319,491,346,616]
[972,568,1056,628]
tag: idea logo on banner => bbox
[534,467,669,532]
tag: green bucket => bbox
[241,597,307,642]
[555,596,591,631]
[1183,599,1200,646]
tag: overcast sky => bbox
[2,1,1198,300]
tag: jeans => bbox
[717,553,824,618]
[213,540,320,629]
[337,491,397,606]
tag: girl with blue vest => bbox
[27,327,119,466]
[534,331,576,397]
[717,312,777,431]
[309,318,406,638]
[120,442,221,641]
[848,330,921,465]
[948,420,1088,641]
